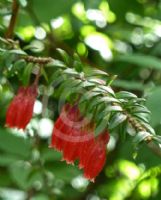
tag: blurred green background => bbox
[0,0,161,199]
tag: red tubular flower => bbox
[83,131,110,182]
[6,84,37,130]
[78,127,95,169]
[50,103,110,182]
[51,104,78,151]
[51,117,68,151]
[51,104,83,163]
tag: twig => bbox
[23,55,53,64]
[5,0,19,39]
[127,113,161,158]
[147,141,161,157]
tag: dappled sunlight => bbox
[85,33,113,61]
[33,100,42,115]
[38,118,53,138]
[35,27,46,40]
[51,17,64,29]
[138,178,159,198]
[71,175,89,191]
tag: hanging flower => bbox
[83,131,110,182]
[6,84,37,130]
[51,103,110,182]
[51,104,85,164]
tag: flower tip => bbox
[78,164,84,169]
[64,159,75,165]
[5,124,9,128]
[84,174,95,182]
[90,178,95,183]
[61,158,65,162]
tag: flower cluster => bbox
[5,83,110,181]
[6,84,37,130]
[50,104,110,182]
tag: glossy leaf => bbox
[109,113,127,129]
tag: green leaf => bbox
[9,49,27,55]
[57,48,70,64]
[0,128,30,158]
[98,105,123,119]
[133,113,150,123]
[109,113,127,129]
[63,68,80,77]
[126,123,136,136]
[46,59,66,68]
[98,85,115,96]
[79,91,101,104]
[95,118,108,136]
[13,59,26,70]
[153,136,161,144]
[48,69,63,85]
[116,91,137,99]
[41,148,62,162]
[141,122,155,135]
[9,161,31,189]
[146,87,161,126]
[114,54,161,70]
[113,80,147,91]
[0,154,19,166]
[88,69,109,76]
[88,78,106,85]
[87,96,120,111]
[134,131,151,144]
[132,105,151,114]
[48,162,80,182]
[73,53,83,72]
[58,78,82,95]
[82,80,95,88]
[41,68,49,83]
[22,62,33,86]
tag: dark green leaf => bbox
[98,105,123,119]
[98,85,115,96]
[116,91,137,99]
[13,59,26,70]
[109,113,127,129]
[88,78,105,85]
[0,154,19,166]
[95,117,108,136]
[0,128,30,158]
[79,91,101,104]
[9,49,27,55]
[114,54,161,70]
[22,63,33,85]
[57,48,70,64]
[46,59,66,68]
[63,68,80,77]
[134,131,151,144]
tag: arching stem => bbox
[5,0,19,39]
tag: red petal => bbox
[5,85,37,130]
[51,117,65,150]
[82,132,110,181]
[63,128,81,164]
[79,133,94,169]
[83,145,106,181]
